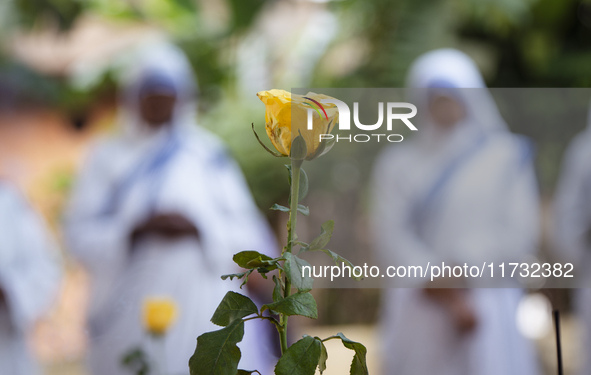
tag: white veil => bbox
[406,48,508,142]
[118,41,199,139]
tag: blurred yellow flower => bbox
[143,297,178,336]
[256,89,338,160]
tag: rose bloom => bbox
[142,297,178,336]
[257,89,338,160]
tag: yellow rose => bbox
[143,297,178,336]
[256,89,338,160]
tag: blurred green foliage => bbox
[8,0,591,89]
[13,0,85,30]
[226,0,267,32]
[4,0,591,199]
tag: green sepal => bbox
[251,123,286,158]
[308,120,337,160]
[290,134,308,161]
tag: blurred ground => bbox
[296,318,580,375]
[294,324,380,375]
[39,319,582,375]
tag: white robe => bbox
[373,135,540,375]
[0,183,61,375]
[65,42,278,375]
[553,125,591,375]
[64,126,278,375]
[371,49,540,375]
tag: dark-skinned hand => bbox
[130,212,199,248]
[423,288,478,334]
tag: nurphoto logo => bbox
[305,98,418,143]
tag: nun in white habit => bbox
[371,49,540,375]
[64,42,277,375]
[553,102,591,375]
[0,182,61,374]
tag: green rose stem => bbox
[157,336,167,375]
[189,120,370,374]
[279,158,302,354]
